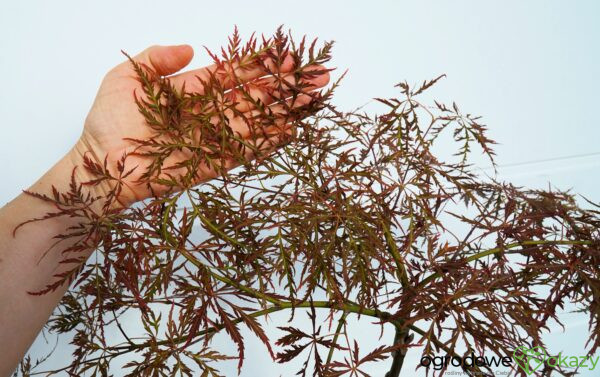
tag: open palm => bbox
[72,44,329,208]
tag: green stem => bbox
[417,239,592,288]
[382,221,410,288]
[326,311,348,364]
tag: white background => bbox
[1,1,600,376]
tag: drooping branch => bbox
[15,27,600,377]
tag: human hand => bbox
[69,44,330,209]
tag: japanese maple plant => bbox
[15,28,600,377]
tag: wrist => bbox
[63,140,136,213]
[20,148,107,235]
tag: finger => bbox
[198,65,329,124]
[148,113,296,192]
[169,51,296,94]
[223,64,330,114]
[194,130,293,184]
[176,94,306,183]
[118,44,194,76]
[194,93,314,143]
[227,93,316,139]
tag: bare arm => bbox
[0,44,329,376]
[0,151,96,377]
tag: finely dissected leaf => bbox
[14,27,600,377]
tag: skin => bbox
[0,44,329,376]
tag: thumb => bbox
[128,44,194,76]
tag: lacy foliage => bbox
[16,28,600,377]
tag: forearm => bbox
[0,150,96,376]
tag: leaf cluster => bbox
[15,28,600,377]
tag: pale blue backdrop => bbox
[1,1,599,376]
